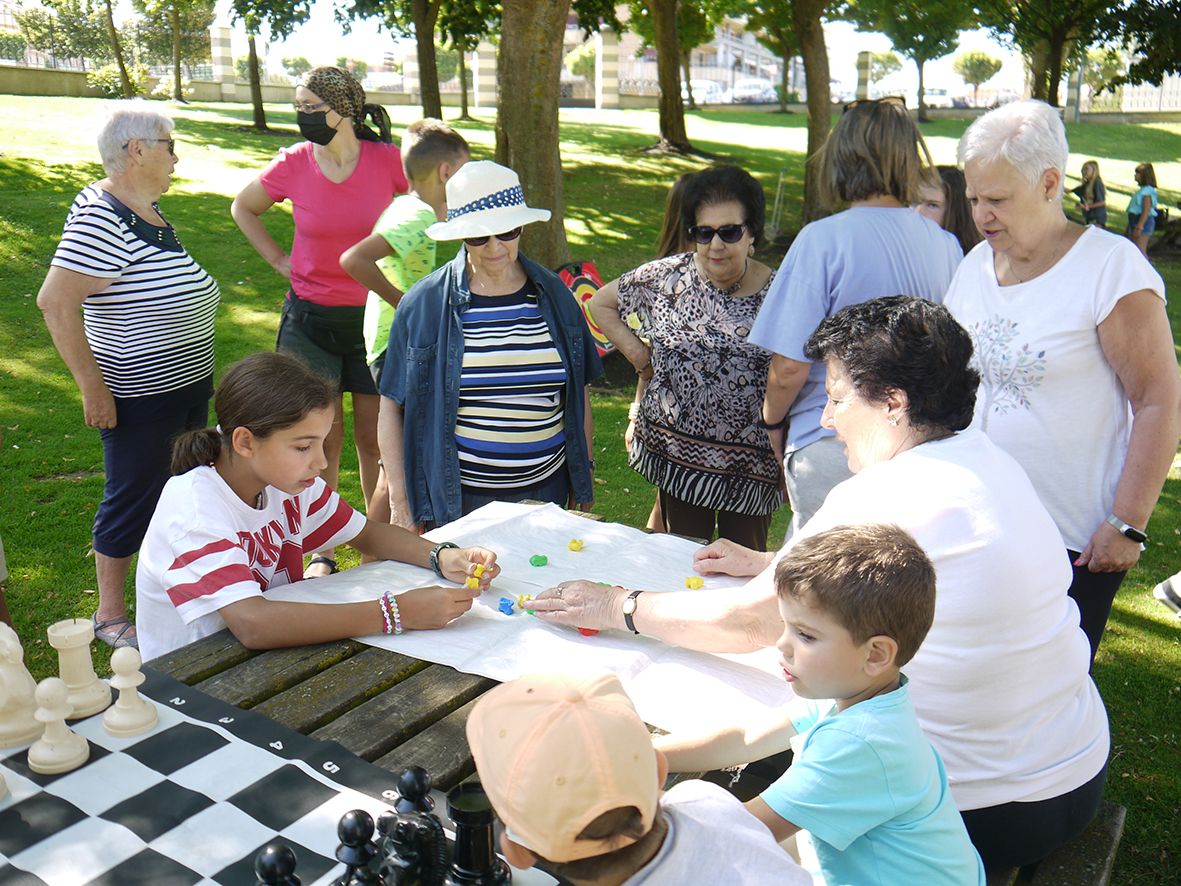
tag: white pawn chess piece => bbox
[47,618,111,719]
[28,677,89,775]
[103,647,157,737]
[0,623,40,747]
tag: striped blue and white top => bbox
[457,284,568,490]
[50,185,220,398]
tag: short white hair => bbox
[97,101,175,175]
[957,100,1069,197]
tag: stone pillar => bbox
[403,51,420,102]
[856,50,871,100]
[209,25,236,101]
[473,40,498,109]
[1065,58,1084,122]
[595,27,621,110]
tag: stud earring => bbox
[887,415,899,427]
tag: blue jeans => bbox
[460,469,571,517]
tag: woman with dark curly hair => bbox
[589,166,779,549]
[531,297,1108,874]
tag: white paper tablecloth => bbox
[269,502,793,734]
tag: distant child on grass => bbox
[466,671,810,886]
[742,524,985,885]
[341,119,470,527]
[135,352,498,662]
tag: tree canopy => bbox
[953,50,1002,104]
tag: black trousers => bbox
[1066,550,1127,667]
[960,762,1107,872]
[658,489,772,551]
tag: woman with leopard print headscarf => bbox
[231,66,407,577]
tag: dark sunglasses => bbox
[688,223,747,245]
[464,227,523,247]
[843,95,906,113]
[122,137,176,154]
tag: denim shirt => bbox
[380,249,604,526]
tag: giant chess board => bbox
[2,668,424,885]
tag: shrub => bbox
[150,72,194,100]
[87,63,150,98]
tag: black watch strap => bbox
[429,541,459,577]
[623,589,643,635]
[1105,514,1148,544]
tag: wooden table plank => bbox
[254,647,430,733]
[311,665,495,761]
[149,631,257,683]
[373,695,485,789]
[193,639,367,707]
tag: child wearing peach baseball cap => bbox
[465,671,810,885]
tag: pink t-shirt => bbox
[259,140,408,307]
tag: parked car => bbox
[729,78,778,104]
[681,79,726,105]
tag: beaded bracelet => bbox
[627,403,640,421]
[378,592,395,635]
[386,590,404,635]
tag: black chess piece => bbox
[443,783,510,886]
[394,765,435,814]
[255,842,301,886]
[332,809,380,885]
[378,810,449,885]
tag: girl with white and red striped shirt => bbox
[135,352,499,662]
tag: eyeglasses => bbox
[464,227,524,247]
[122,138,175,154]
[293,101,329,113]
[688,223,747,245]
[843,95,907,113]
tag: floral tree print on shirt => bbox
[969,316,1047,431]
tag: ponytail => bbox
[171,427,224,475]
[356,103,392,143]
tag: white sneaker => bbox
[1153,576,1181,617]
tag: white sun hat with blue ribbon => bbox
[427,160,552,241]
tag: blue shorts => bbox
[1127,212,1156,236]
[92,376,211,558]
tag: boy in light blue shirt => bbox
[743,524,985,885]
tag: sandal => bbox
[92,612,138,649]
[306,555,339,577]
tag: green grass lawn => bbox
[1,96,1179,882]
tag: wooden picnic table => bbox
[149,625,498,792]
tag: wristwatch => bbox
[429,541,459,577]
[622,589,643,635]
[1105,514,1148,544]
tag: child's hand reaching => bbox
[438,546,499,590]
[396,584,481,629]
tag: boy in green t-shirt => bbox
[342,119,469,527]
[342,119,470,386]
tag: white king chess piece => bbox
[47,618,111,718]
[28,677,89,775]
[0,623,41,747]
[103,647,158,737]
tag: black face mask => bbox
[297,111,337,145]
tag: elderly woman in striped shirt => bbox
[37,103,220,649]
[377,161,601,530]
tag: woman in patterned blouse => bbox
[589,166,780,550]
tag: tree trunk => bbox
[793,0,832,222]
[495,0,572,268]
[171,3,184,102]
[779,47,790,112]
[682,50,695,110]
[457,48,471,119]
[247,33,267,131]
[1029,40,1050,101]
[101,0,134,97]
[413,0,442,119]
[651,0,691,151]
[1044,31,1068,106]
[915,58,927,122]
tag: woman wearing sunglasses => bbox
[749,98,963,535]
[587,166,780,549]
[376,161,602,528]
